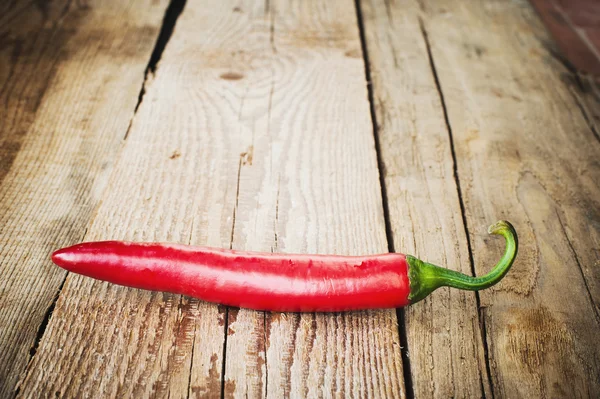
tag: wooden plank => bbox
[572,74,600,143]
[418,0,600,397]
[0,1,168,396]
[210,1,406,397]
[360,0,491,397]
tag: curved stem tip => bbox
[407,220,518,304]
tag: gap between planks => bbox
[417,15,495,399]
[355,0,414,397]
[539,42,600,144]
[125,0,187,141]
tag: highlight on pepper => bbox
[51,220,518,312]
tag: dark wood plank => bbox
[530,0,600,75]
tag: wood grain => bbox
[418,0,600,396]
[563,73,600,145]
[204,1,405,397]
[18,0,405,397]
[7,0,599,396]
[0,0,168,396]
[360,0,491,397]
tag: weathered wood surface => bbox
[1,0,600,398]
[416,0,600,397]
[16,0,405,397]
[0,0,168,397]
[361,0,490,397]
[361,0,600,397]
[219,2,404,398]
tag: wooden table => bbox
[1,0,599,397]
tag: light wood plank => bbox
[529,0,600,76]
[361,0,491,397]
[419,0,600,396]
[0,1,168,396]
[211,1,406,397]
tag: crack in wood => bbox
[15,220,93,397]
[13,273,68,398]
[263,312,269,398]
[418,15,493,399]
[186,319,197,399]
[219,307,229,399]
[124,0,187,141]
[555,209,600,325]
[27,277,65,359]
[355,0,413,397]
[543,41,579,75]
[267,0,277,54]
[478,306,493,399]
[188,217,194,245]
[274,176,281,252]
[383,0,393,24]
[533,26,600,144]
[267,71,275,176]
[567,78,600,144]
[230,158,243,251]
[219,155,244,398]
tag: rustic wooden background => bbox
[1,0,599,398]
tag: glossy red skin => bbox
[52,241,411,312]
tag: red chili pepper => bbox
[51,221,517,312]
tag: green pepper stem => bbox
[407,220,518,304]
